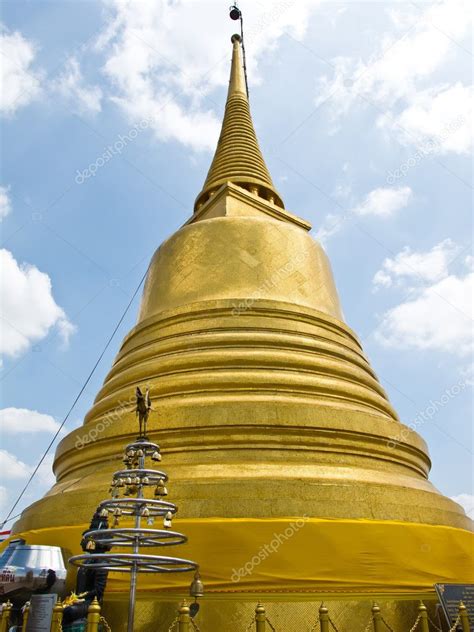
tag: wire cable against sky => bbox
[0,266,150,530]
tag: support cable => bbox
[240,12,250,99]
[0,265,149,530]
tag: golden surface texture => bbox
[189,182,311,231]
[9,32,473,616]
[138,216,342,321]
[13,213,471,538]
[194,35,283,210]
[99,593,441,632]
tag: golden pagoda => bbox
[10,33,473,630]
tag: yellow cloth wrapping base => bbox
[6,518,473,594]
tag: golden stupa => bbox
[11,34,473,630]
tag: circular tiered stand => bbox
[70,438,200,632]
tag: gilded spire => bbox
[194,34,284,211]
[228,32,247,96]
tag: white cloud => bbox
[375,272,473,355]
[1,31,104,118]
[319,0,471,109]
[378,83,473,156]
[353,186,412,217]
[316,186,412,244]
[0,450,55,519]
[451,493,474,518]
[0,451,56,519]
[0,185,12,220]
[96,0,317,151]
[0,249,76,360]
[0,449,30,480]
[54,57,102,115]
[315,211,349,244]
[0,408,60,434]
[374,243,473,356]
[315,0,473,154]
[333,183,351,199]
[373,239,460,289]
[0,29,42,115]
[372,270,393,290]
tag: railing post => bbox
[86,597,101,632]
[319,604,329,632]
[418,602,429,632]
[459,602,471,632]
[50,597,63,632]
[0,600,12,632]
[178,600,191,632]
[21,601,30,632]
[372,603,383,632]
[255,603,266,632]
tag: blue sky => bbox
[0,0,472,529]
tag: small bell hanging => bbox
[86,538,96,551]
[142,476,150,485]
[189,570,204,598]
[141,506,150,517]
[154,481,168,497]
[100,508,108,518]
[151,451,161,462]
[163,511,173,529]
[136,449,144,458]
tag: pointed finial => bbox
[88,596,101,615]
[229,34,246,97]
[194,34,284,211]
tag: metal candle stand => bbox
[69,437,201,632]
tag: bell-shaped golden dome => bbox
[10,31,473,632]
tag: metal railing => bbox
[243,601,471,632]
[1,597,471,631]
[0,596,110,632]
